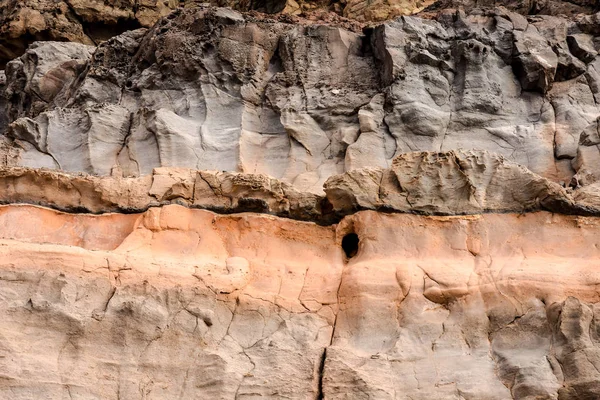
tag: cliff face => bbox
[2,203,600,399]
[3,1,600,399]
[1,0,597,69]
[5,7,600,193]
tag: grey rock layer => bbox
[4,7,600,194]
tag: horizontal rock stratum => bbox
[3,2,600,399]
[3,149,600,221]
[1,204,600,398]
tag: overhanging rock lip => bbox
[1,149,600,223]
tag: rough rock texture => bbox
[0,165,328,221]
[324,149,600,216]
[0,0,413,68]
[425,0,600,17]
[5,8,600,194]
[3,0,599,68]
[327,210,600,399]
[0,69,6,133]
[0,0,185,68]
[3,149,600,221]
[2,204,600,399]
[4,3,600,399]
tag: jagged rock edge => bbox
[3,150,600,224]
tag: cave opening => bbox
[342,233,359,259]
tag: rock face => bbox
[2,204,600,399]
[4,3,600,399]
[0,0,195,68]
[327,210,600,399]
[2,0,597,68]
[0,204,341,399]
[5,8,600,193]
[4,149,600,221]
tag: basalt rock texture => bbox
[0,0,196,68]
[2,0,599,69]
[4,3,600,400]
[0,0,416,68]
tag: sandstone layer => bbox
[4,149,600,222]
[3,2,600,400]
[1,204,600,399]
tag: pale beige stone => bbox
[1,204,600,398]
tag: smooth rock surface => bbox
[2,204,600,399]
[0,204,340,399]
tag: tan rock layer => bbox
[3,150,600,224]
[2,203,600,398]
[324,149,600,216]
[0,165,327,221]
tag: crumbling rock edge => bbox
[4,149,600,223]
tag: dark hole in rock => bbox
[320,198,333,215]
[249,0,287,14]
[342,233,359,258]
[236,198,269,213]
[86,19,143,43]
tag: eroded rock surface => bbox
[3,4,600,400]
[327,210,600,399]
[2,204,600,399]
[3,149,600,221]
[0,204,341,399]
[2,0,598,69]
[325,149,595,216]
[0,166,328,221]
[4,8,600,194]
[0,0,188,68]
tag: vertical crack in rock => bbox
[316,347,327,400]
[63,0,98,46]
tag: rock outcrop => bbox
[4,7,600,194]
[2,204,600,399]
[4,3,600,399]
[3,0,598,69]
[3,149,600,221]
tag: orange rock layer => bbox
[1,204,600,398]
